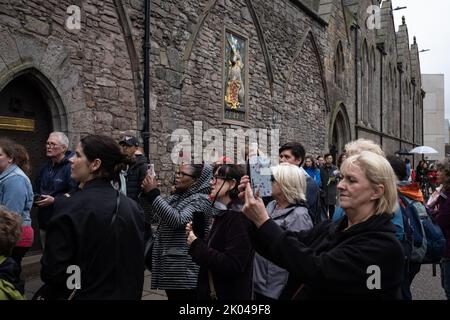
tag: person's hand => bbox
[186,222,197,246]
[35,195,54,207]
[238,175,250,201]
[185,222,193,236]
[242,182,270,228]
[141,173,159,193]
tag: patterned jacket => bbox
[150,165,212,290]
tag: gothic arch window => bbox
[334,41,345,88]
[394,68,397,88]
[368,46,376,126]
[389,63,394,134]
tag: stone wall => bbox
[320,0,423,158]
[0,0,142,146]
[149,0,329,186]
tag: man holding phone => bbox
[119,136,148,200]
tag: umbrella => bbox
[395,148,413,156]
[409,146,438,154]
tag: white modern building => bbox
[422,74,446,161]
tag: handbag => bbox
[32,191,122,300]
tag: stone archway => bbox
[329,103,351,155]
[0,30,87,147]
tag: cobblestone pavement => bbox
[24,263,446,300]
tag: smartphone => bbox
[248,154,272,197]
[147,164,155,177]
[33,194,44,202]
[192,211,206,239]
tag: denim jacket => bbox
[0,164,33,226]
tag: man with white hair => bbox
[35,132,77,248]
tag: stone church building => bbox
[0,0,423,248]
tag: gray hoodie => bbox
[253,200,313,299]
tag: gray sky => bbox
[391,0,450,120]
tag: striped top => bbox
[150,165,213,290]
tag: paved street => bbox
[411,264,446,300]
[25,270,167,300]
[24,263,446,300]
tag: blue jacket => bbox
[304,167,321,187]
[332,206,404,240]
[35,151,77,230]
[0,164,33,226]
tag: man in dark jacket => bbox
[320,153,339,219]
[35,132,77,248]
[119,136,148,200]
[278,142,326,224]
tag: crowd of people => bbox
[0,134,449,301]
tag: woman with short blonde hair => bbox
[272,163,307,204]
[241,151,404,299]
[341,151,398,217]
[345,138,385,157]
[253,164,313,300]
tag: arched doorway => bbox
[0,71,65,253]
[329,103,351,160]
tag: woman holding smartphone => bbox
[186,164,254,300]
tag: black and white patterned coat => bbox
[150,165,212,290]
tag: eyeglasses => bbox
[45,142,62,148]
[211,175,235,184]
[176,171,195,178]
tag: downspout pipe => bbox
[351,17,359,140]
[143,0,151,158]
[412,82,416,146]
[398,67,402,150]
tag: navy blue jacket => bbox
[35,151,77,230]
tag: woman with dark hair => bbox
[337,153,347,169]
[0,139,34,279]
[185,164,254,300]
[429,159,450,299]
[142,162,212,301]
[303,155,321,187]
[39,135,144,300]
[12,143,31,178]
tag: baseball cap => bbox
[119,136,139,147]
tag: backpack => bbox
[399,193,446,264]
[311,189,328,225]
[398,194,427,263]
[421,212,446,264]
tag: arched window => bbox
[369,47,376,127]
[361,40,369,124]
[389,63,394,134]
[334,42,345,88]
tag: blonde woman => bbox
[253,164,313,300]
[240,151,404,299]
